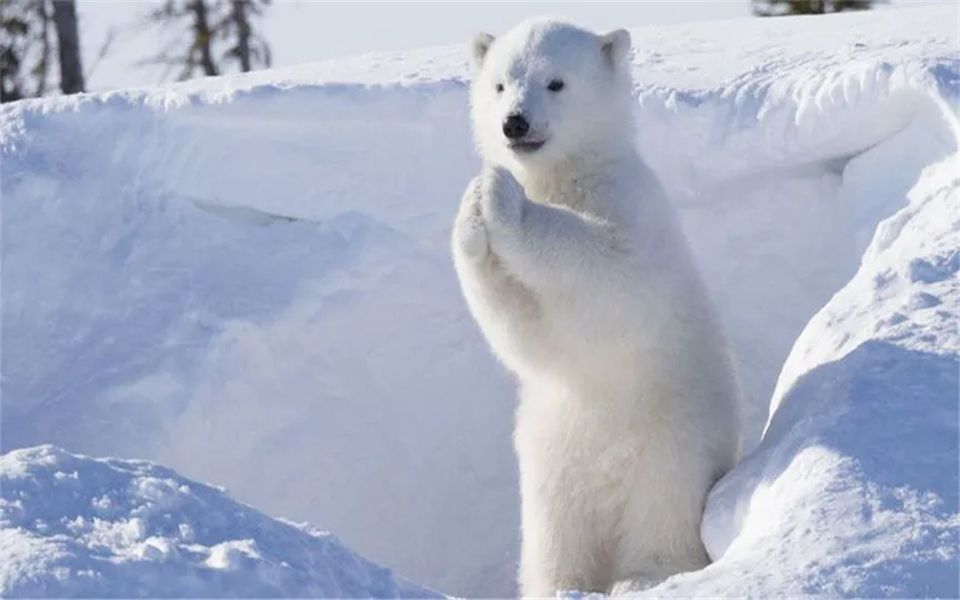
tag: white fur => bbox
[452,19,742,597]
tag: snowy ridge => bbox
[638,60,957,194]
[642,58,958,449]
[0,446,437,597]
[2,6,958,597]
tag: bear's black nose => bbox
[503,114,530,139]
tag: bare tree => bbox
[35,0,52,95]
[145,0,218,80]
[51,0,84,94]
[223,0,271,72]
[144,0,271,82]
[752,0,877,16]
[0,5,29,102]
[229,0,253,71]
[190,0,218,77]
[1,0,55,102]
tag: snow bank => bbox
[647,152,960,597]
[2,6,957,596]
[0,446,436,597]
[2,83,517,596]
[632,12,960,448]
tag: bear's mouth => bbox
[508,139,546,153]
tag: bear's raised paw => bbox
[479,166,525,226]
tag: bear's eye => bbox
[547,79,565,92]
[495,83,504,94]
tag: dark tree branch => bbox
[51,0,85,94]
[230,0,252,71]
[35,0,51,96]
[190,0,218,76]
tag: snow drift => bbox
[651,151,960,597]
[0,445,435,597]
[2,6,958,597]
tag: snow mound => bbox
[2,5,958,597]
[645,153,960,597]
[0,445,437,598]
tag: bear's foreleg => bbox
[452,175,545,367]
[479,166,628,301]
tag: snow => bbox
[650,151,960,597]
[2,5,958,597]
[0,445,436,597]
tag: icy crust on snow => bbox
[1,6,958,597]
[0,446,437,598]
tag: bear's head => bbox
[469,19,634,172]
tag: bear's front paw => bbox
[480,166,525,227]
[453,176,488,259]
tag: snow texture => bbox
[1,5,958,597]
[0,446,436,597]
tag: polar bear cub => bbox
[451,18,741,597]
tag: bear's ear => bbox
[600,29,631,68]
[471,32,495,69]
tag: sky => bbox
[76,1,940,92]
[78,1,754,91]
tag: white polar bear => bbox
[451,18,742,597]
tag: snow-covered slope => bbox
[2,6,958,597]
[649,152,960,597]
[0,446,436,597]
